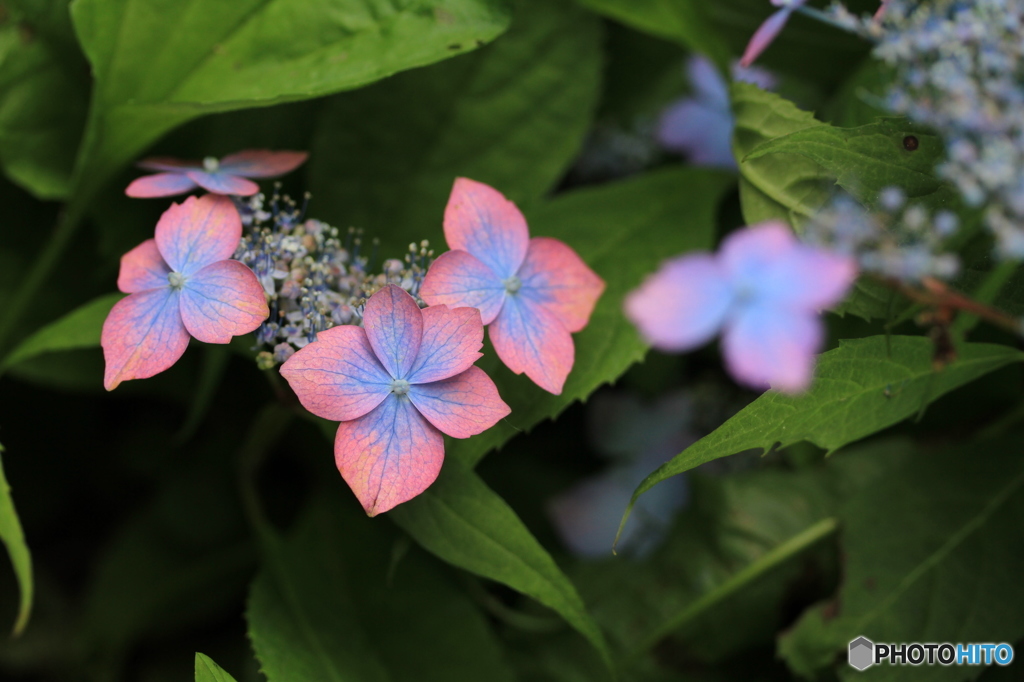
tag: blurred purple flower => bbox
[547,391,693,558]
[625,221,857,394]
[658,56,776,169]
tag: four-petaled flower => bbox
[125,150,308,198]
[421,178,605,395]
[280,285,511,515]
[740,0,808,67]
[625,221,856,393]
[103,195,270,390]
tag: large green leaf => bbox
[0,292,122,372]
[447,167,735,469]
[390,462,613,673]
[308,0,602,253]
[195,653,239,682]
[623,336,1024,525]
[66,0,511,202]
[731,82,829,227]
[780,437,1024,681]
[572,0,729,68]
[0,442,32,636]
[745,118,947,206]
[0,2,89,198]
[247,494,516,682]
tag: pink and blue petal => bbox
[444,178,530,279]
[334,397,445,516]
[517,237,605,333]
[137,157,202,172]
[117,239,171,293]
[722,304,822,393]
[280,325,393,422]
[739,6,798,67]
[125,172,199,198]
[185,171,261,196]
[420,250,507,324]
[155,195,243,276]
[408,366,510,438]
[362,285,423,380]
[490,295,574,395]
[624,253,733,352]
[101,288,189,390]
[761,244,857,310]
[178,260,269,344]
[218,150,309,178]
[406,305,484,384]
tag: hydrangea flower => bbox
[102,195,269,390]
[658,56,776,168]
[740,0,808,67]
[421,178,605,395]
[625,221,856,393]
[280,284,510,515]
[125,150,308,198]
[548,391,693,558]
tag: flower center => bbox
[504,275,522,294]
[202,156,220,172]
[168,272,186,290]
[390,379,410,396]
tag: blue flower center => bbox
[504,275,522,294]
[168,272,186,290]
[202,156,220,172]
[390,379,410,396]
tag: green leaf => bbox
[731,82,830,226]
[67,0,512,201]
[745,118,947,206]
[0,442,33,636]
[389,462,614,673]
[195,653,239,682]
[572,0,729,68]
[247,494,516,682]
[0,9,89,198]
[623,336,1024,526]
[448,167,735,469]
[0,292,123,372]
[308,0,602,253]
[780,437,1024,680]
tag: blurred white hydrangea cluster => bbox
[829,0,1024,258]
[803,189,960,282]
[232,190,433,368]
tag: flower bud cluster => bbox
[828,0,1024,258]
[232,190,433,367]
[803,189,960,282]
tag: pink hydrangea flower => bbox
[125,150,308,198]
[420,178,605,395]
[740,0,808,67]
[103,195,269,390]
[280,285,511,516]
[624,221,856,393]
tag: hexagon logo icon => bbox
[849,637,875,671]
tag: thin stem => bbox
[237,403,293,537]
[626,517,839,660]
[879,275,1021,336]
[0,201,87,355]
[793,5,863,35]
[951,261,1019,336]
